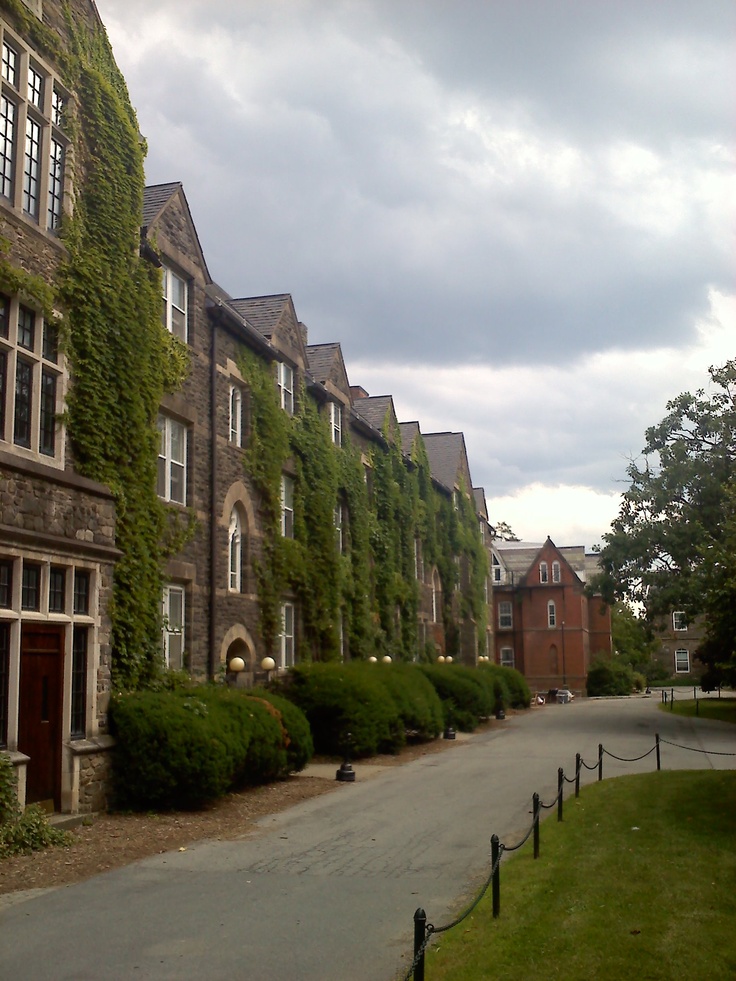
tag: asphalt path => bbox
[1,695,734,981]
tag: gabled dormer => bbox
[423,432,474,500]
[142,182,212,347]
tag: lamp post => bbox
[561,621,567,688]
[260,655,276,684]
[227,656,245,686]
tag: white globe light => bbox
[437,655,445,663]
[368,656,377,663]
[260,656,276,671]
[382,655,392,663]
[228,656,245,673]
[446,656,453,663]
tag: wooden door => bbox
[18,625,64,810]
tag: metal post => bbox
[655,733,661,771]
[491,834,501,918]
[533,792,540,859]
[413,908,426,981]
[598,743,603,781]
[557,767,564,822]
[575,753,581,798]
[670,687,674,711]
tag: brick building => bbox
[492,538,612,694]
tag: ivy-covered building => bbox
[142,178,493,683]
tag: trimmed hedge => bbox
[586,657,636,696]
[108,686,312,811]
[358,664,443,742]
[417,665,493,731]
[275,663,404,757]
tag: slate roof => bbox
[399,421,421,456]
[473,487,488,521]
[423,432,468,492]
[306,342,341,384]
[142,182,181,227]
[353,395,395,432]
[229,294,292,340]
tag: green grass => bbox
[659,697,736,724]
[424,771,736,980]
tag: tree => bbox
[491,521,520,542]
[610,603,667,683]
[597,360,736,679]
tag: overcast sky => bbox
[95,0,735,548]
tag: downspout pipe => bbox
[209,321,218,681]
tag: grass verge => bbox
[659,698,736,725]
[425,771,736,981]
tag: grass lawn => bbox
[660,697,736,725]
[423,771,736,981]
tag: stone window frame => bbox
[277,361,294,415]
[161,263,188,343]
[0,292,65,468]
[228,507,244,593]
[329,401,342,446]
[280,473,294,538]
[0,25,70,233]
[157,413,188,506]
[279,601,295,670]
[162,582,186,670]
[0,552,99,748]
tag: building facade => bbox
[492,538,612,694]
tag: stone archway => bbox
[220,624,257,688]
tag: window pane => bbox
[0,349,6,441]
[71,626,88,738]
[18,306,34,350]
[21,562,40,611]
[49,566,65,613]
[2,43,17,87]
[0,294,8,339]
[23,115,41,217]
[48,138,64,231]
[170,420,185,463]
[27,66,44,108]
[0,622,9,748]
[0,560,12,607]
[51,87,65,128]
[73,570,90,615]
[0,95,16,199]
[39,369,56,455]
[13,359,32,447]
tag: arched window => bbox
[547,601,556,627]
[229,508,242,592]
[549,644,559,673]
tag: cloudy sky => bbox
[95,0,735,547]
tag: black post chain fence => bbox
[402,729,735,980]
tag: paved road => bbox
[1,696,733,981]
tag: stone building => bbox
[1,0,118,813]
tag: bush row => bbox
[109,661,531,810]
[108,687,313,810]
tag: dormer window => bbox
[492,554,503,584]
[161,265,187,341]
[552,561,561,583]
[539,561,548,583]
[277,362,294,415]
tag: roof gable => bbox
[306,342,351,399]
[142,183,211,283]
[423,432,473,493]
[230,294,308,367]
[353,395,398,436]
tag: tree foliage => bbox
[597,361,736,680]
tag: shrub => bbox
[358,664,443,742]
[276,663,404,756]
[109,690,238,810]
[108,685,309,810]
[494,665,532,708]
[586,657,636,697]
[250,688,314,772]
[417,665,492,731]
[0,753,70,857]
